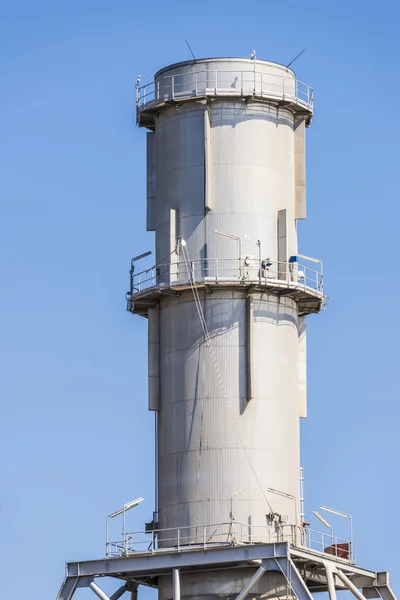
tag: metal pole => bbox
[123,508,126,552]
[349,514,353,562]
[173,568,181,600]
[129,585,138,600]
[154,411,159,522]
[106,516,109,557]
[90,582,111,600]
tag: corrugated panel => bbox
[169,208,179,283]
[204,108,212,211]
[158,292,300,532]
[298,316,307,418]
[277,209,288,279]
[295,119,306,220]
[148,308,160,411]
[146,132,156,231]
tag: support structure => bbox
[56,541,397,600]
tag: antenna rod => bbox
[185,39,196,61]
[286,48,306,69]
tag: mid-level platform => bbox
[126,256,325,318]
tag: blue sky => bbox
[1,1,399,598]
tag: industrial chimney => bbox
[57,56,397,600]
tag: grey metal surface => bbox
[147,99,301,279]
[157,291,300,536]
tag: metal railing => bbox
[136,69,314,116]
[128,257,323,298]
[106,521,351,563]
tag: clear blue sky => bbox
[1,1,399,598]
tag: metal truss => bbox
[56,542,397,600]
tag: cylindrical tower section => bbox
[133,55,318,600]
[158,290,300,539]
[147,59,307,285]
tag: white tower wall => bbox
[158,291,300,538]
[134,56,318,600]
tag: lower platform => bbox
[56,541,396,600]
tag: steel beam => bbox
[291,548,377,580]
[56,577,79,600]
[336,569,369,600]
[377,587,398,600]
[276,557,314,600]
[66,542,288,578]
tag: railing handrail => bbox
[127,256,324,298]
[136,68,313,116]
[106,521,351,562]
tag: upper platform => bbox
[136,57,314,128]
[126,255,325,317]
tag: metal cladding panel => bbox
[295,120,306,220]
[298,316,307,418]
[158,292,300,534]
[152,99,299,268]
[154,104,206,263]
[206,100,297,262]
[146,132,156,231]
[148,308,160,411]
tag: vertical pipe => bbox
[246,296,254,401]
[105,517,109,557]
[173,569,181,600]
[154,411,158,519]
[349,515,353,562]
[123,509,126,553]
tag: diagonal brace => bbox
[275,557,314,600]
[235,560,271,600]
[336,569,369,600]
